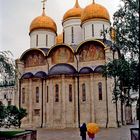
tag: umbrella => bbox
[87,123,99,134]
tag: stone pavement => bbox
[37,121,139,140]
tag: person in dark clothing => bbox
[80,123,87,140]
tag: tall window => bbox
[36,87,39,103]
[92,24,94,37]
[98,82,102,100]
[46,86,49,103]
[36,35,38,46]
[103,24,105,33]
[22,88,25,104]
[82,83,86,101]
[71,26,74,43]
[69,84,72,102]
[46,35,48,46]
[55,84,59,102]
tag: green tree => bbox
[0,105,27,128]
[0,105,6,127]
[113,0,139,58]
[0,51,15,83]
[103,57,139,103]
[102,56,139,125]
[6,105,27,128]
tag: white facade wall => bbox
[63,19,82,45]
[30,30,56,48]
[82,20,111,41]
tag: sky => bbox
[0,0,121,59]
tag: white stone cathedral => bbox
[16,0,123,128]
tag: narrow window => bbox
[55,84,59,102]
[46,35,48,46]
[98,82,102,100]
[4,94,7,99]
[82,83,86,101]
[71,26,74,43]
[46,86,49,103]
[103,24,105,32]
[0,101,2,105]
[69,84,72,102]
[22,88,25,104]
[92,24,94,37]
[36,87,39,103]
[36,35,38,46]
[8,101,11,106]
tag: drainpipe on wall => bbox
[41,79,44,128]
[105,76,109,128]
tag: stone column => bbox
[43,80,46,127]
[49,79,53,128]
[90,74,95,122]
[29,79,33,127]
[61,75,66,128]
[74,77,78,127]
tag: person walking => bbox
[80,123,87,140]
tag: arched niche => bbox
[47,44,74,64]
[77,40,105,62]
[20,48,46,68]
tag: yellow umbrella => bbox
[87,123,99,134]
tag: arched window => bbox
[22,88,25,104]
[98,82,102,100]
[36,87,39,103]
[36,35,38,46]
[69,84,72,102]
[0,101,3,105]
[92,24,94,37]
[55,84,59,102]
[82,83,86,101]
[46,35,48,46]
[71,26,74,43]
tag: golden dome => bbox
[81,2,110,23]
[30,11,57,33]
[56,33,63,44]
[63,0,83,22]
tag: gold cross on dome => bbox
[41,0,47,9]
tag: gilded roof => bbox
[56,33,63,44]
[30,12,57,33]
[63,0,83,22]
[81,2,110,23]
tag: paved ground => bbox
[37,121,139,140]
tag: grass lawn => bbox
[0,131,25,138]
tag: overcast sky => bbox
[0,0,121,59]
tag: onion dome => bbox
[29,4,57,34]
[81,1,110,24]
[56,33,63,44]
[63,0,83,22]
